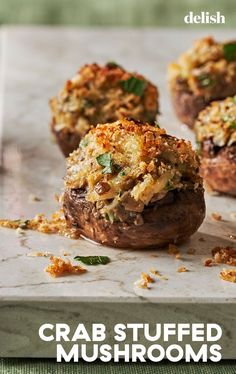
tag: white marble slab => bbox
[0,27,236,357]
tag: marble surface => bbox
[0,27,236,357]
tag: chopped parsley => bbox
[119,170,126,176]
[165,181,174,191]
[106,61,122,69]
[96,153,121,174]
[197,74,214,87]
[223,43,236,62]
[79,138,89,148]
[120,77,147,96]
[229,122,236,130]
[74,255,110,265]
[154,121,160,128]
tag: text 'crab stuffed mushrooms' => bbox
[168,37,236,128]
[63,119,205,249]
[50,63,159,156]
[195,96,236,196]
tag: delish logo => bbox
[184,11,225,24]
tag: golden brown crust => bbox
[63,188,205,249]
[50,63,159,156]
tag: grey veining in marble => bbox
[0,27,235,358]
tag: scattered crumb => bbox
[212,246,236,266]
[28,194,41,203]
[168,244,179,255]
[134,272,154,289]
[204,258,214,267]
[15,227,25,236]
[54,193,60,202]
[229,235,236,240]
[177,266,188,273]
[62,251,71,256]
[204,246,236,267]
[220,269,236,283]
[187,248,196,255]
[211,212,222,221]
[0,210,79,239]
[198,237,205,242]
[45,256,87,277]
[175,253,180,259]
[27,251,53,258]
[230,212,236,221]
[150,254,159,258]
[149,268,168,280]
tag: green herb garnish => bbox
[223,43,236,62]
[120,77,147,96]
[79,138,89,148]
[106,61,122,69]
[229,122,236,129]
[96,153,113,174]
[165,181,174,191]
[197,74,214,87]
[74,255,110,265]
[119,170,126,176]
[96,153,121,174]
[154,121,160,128]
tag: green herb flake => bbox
[119,170,126,176]
[223,43,236,62]
[229,122,236,130]
[74,255,110,265]
[154,121,160,128]
[96,153,121,174]
[79,138,89,148]
[106,61,122,69]
[197,74,214,88]
[120,77,147,96]
[96,153,113,174]
[165,181,174,191]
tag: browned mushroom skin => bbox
[63,188,205,249]
[200,142,236,196]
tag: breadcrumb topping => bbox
[0,210,78,239]
[50,62,159,138]
[134,272,155,289]
[211,212,222,221]
[220,269,236,283]
[45,256,87,277]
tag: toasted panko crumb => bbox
[27,251,53,258]
[134,272,154,289]
[220,269,236,283]
[175,253,181,259]
[211,212,222,221]
[149,268,168,280]
[177,266,188,273]
[45,256,87,277]
[198,237,205,242]
[168,244,180,255]
[212,246,236,266]
[204,258,214,267]
[0,210,79,239]
[187,248,196,255]
[28,194,41,203]
[230,212,236,221]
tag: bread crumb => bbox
[45,256,87,277]
[212,246,236,266]
[204,258,214,267]
[28,194,41,203]
[177,266,188,273]
[198,237,205,242]
[168,244,179,255]
[211,212,222,221]
[220,269,236,283]
[175,253,180,259]
[27,251,52,258]
[230,212,236,221]
[187,248,196,255]
[134,272,154,289]
[149,268,168,280]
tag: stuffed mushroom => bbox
[168,37,236,128]
[50,63,159,156]
[63,118,205,249]
[195,96,236,196]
